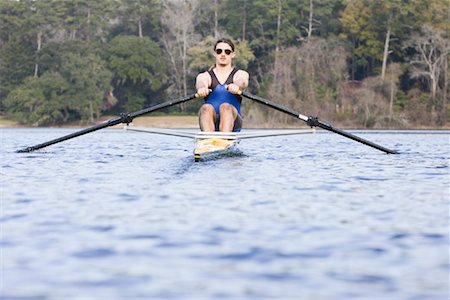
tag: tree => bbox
[0,0,62,85]
[216,0,249,41]
[0,37,35,107]
[4,73,70,125]
[340,0,428,80]
[269,37,346,121]
[117,0,162,38]
[298,0,339,42]
[423,0,450,119]
[404,25,450,111]
[59,0,117,41]
[384,63,402,122]
[378,0,429,80]
[0,0,29,42]
[106,35,166,111]
[60,52,112,123]
[23,0,68,77]
[161,0,200,99]
[0,0,447,128]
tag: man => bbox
[196,38,249,132]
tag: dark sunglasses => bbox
[215,49,232,55]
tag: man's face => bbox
[214,42,235,66]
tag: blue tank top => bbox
[205,68,242,114]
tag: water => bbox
[1,128,449,300]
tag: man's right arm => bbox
[196,72,211,97]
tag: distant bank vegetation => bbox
[1,0,448,128]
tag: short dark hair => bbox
[214,38,235,52]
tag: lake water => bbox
[1,128,449,300]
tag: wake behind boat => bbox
[124,126,315,161]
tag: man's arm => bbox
[228,70,249,94]
[196,72,211,97]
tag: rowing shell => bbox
[124,126,314,161]
[193,132,241,161]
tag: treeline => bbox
[0,0,448,128]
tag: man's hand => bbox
[196,87,211,97]
[228,70,248,94]
[226,83,240,94]
[196,72,211,97]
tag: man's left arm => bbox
[228,70,249,94]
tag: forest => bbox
[1,0,449,128]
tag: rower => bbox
[195,38,249,132]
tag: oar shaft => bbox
[242,91,398,154]
[241,92,308,121]
[17,93,198,153]
[129,93,198,119]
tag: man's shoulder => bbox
[234,69,249,77]
[197,70,211,77]
[234,68,248,73]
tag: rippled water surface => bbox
[1,128,449,300]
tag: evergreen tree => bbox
[106,35,166,112]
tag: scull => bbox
[16,92,398,155]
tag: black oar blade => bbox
[17,93,198,153]
[314,119,399,154]
[16,118,122,153]
[241,91,399,154]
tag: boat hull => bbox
[194,138,239,161]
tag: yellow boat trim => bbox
[194,138,238,155]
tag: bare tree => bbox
[272,0,283,93]
[242,0,247,41]
[120,0,160,38]
[385,63,402,122]
[301,0,320,43]
[404,25,449,102]
[34,31,42,77]
[306,0,313,43]
[380,26,391,81]
[161,0,200,101]
[267,38,347,125]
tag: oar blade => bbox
[316,120,399,154]
[241,92,399,154]
[16,118,122,153]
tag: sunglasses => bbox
[215,49,232,55]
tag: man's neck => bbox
[214,64,233,73]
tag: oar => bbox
[241,91,399,154]
[17,93,199,153]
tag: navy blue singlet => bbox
[204,68,242,115]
